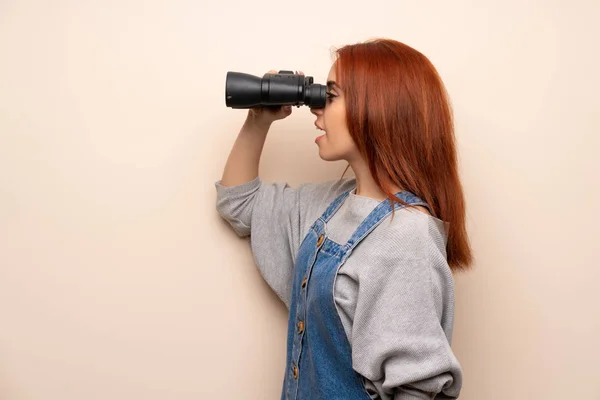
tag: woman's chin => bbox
[318,149,341,162]
[317,149,330,161]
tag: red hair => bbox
[334,38,473,271]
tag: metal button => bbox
[297,321,304,333]
[317,234,324,247]
[301,277,307,288]
[292,365,299,379]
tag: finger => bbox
[267,69,277,74]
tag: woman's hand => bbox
[246,70,303,128]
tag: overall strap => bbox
[319,190,352,223]
[344,191,431,254]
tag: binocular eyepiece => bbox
[225,70,327,109]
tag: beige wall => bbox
[1,1,599,399]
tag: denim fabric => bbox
[281,189,430,400]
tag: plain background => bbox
[1,1,599,399]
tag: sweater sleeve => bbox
[214,177,303,308]
[350,214,462,400]
[215,177,351,308]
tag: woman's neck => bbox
[349,158,402,201]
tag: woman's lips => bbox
[314,123,325,143]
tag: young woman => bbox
[215,38,472,400]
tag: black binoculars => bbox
[225,70,327,109]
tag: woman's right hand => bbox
[245,69,301,127]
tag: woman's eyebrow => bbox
[327,80,341,90]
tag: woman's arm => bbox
[349,213,462,399]
[220,70,293,187]
[215,85,341,307]
[220,114,274,186]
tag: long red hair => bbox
[334,38,473,271]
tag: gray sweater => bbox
[214,176,463,399]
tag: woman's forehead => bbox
[327,70,336,81]
[327,62,337,80]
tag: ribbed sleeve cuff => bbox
[214,176,261,199]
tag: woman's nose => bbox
[310,107,323,116]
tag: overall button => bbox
[297,321,305,333]
[292,365,299,379]
[301,277,307,288]
[317,234,325,247]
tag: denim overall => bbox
[280,188,431,400]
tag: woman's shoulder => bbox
[373,206,449,263]
[353,208,454,305]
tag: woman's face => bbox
[310,63,360,162]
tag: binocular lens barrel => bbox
[225,71,327,109]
